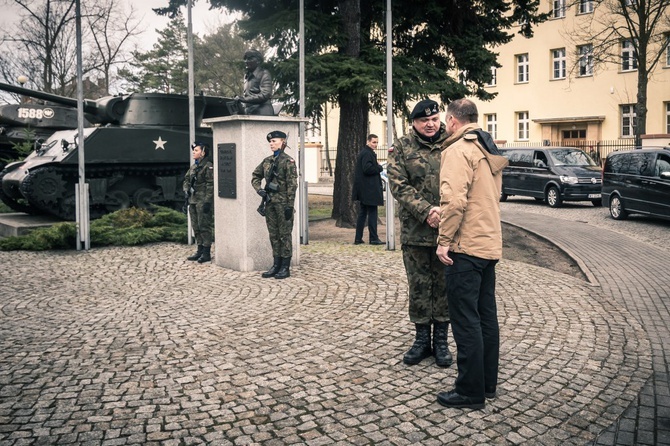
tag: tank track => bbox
[19,163,188,220]
[0,167,42,215]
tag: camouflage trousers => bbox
[189,203,213,247]
[401,245,449,324]
[265,202,294,257]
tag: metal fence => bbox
[499,140,637,165]
[319,139,637,176]
[320,144,391,176]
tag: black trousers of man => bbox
[445,253,499,399]
[354,202,380,243]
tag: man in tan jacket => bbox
[435,98,509,410]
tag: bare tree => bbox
[565,0,670,145]
[0,0,141,98]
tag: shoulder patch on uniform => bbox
[463,134,478,141]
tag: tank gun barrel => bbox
[0,81,99,113]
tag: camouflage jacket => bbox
[251,151,298,206]
[182,158,214,205]
[387,124,447,246]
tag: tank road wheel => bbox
[24,168,66,205]
[105,190,131,212]
[133,188,159,209]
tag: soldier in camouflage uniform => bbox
[387,99,452,368]
[183,141,214,263]
[251,130,298,279]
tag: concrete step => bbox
[0,213,63,238]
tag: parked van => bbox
[602,147,670,220]
[499,147,602,207]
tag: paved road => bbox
[0,198,668,445]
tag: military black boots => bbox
[187,245,203,261]
[433,321,453,367]
[197,246,211,263]
[403,324,432,365]
[262,257,281,278]
[275,257,291,279]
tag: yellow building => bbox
[478,0,670,155]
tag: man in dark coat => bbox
[352,134,384,245]
[236,49,274,116]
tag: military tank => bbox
[0,82,236,220]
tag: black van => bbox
[602,147,670,220]
[499,147,602,207]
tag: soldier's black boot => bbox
[274,257,291,279]
[262,257,281,278]
[433,321,453,368]
[403,324,432,365]
[197,246,211,263]
[187,245,203,261]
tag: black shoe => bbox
[369,240,384,245]
[485,387,497,399]
[275,257,291,279]
[353,240,364,245]
[436,390,485,410]
[403,324,432,365]
[432,322,453,368]
[197,246,211,263]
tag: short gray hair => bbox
[446,99,478,124]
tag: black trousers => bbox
[445,252,499,399]
[354,203,379,242]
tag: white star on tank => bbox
[153,136,167,150]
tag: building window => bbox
[553,0,566,18]
[486,67,497,86]
[517,111,529,140]
[516,53,529,83]
[621,104,637,138]
[562,129,586,139]
[578,44,593,76]
[621,39,638,71]
[666,102,670,134]
[552,48,566,79]
[579,0,594,13]
[485,114,498,139]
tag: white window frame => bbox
[621,104,637,138]
[666,102,670,134]
[552,48,566,79]
[485,114,498,140]
[578,44,593,76]
[579,0,594,13]
[517,111,530,141]
[553,0,566,18]
[516,53,529,83]
[621,39,638,71]
[486,66,497,86]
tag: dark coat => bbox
[352,145,384,206]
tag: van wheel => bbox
[591,198,602,207]
[609,195,628,220]
[546,186,562,208]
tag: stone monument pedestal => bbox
[204,115,303,272]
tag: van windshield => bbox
[548,149,597,167]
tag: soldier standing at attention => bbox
[184,141,214,263]
[251,131,298,279]
[387,99,453,368]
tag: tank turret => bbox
[0,82,238,220]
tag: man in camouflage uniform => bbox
[251,130,298,279]
[183,141,214,263]
[387,99,452,367]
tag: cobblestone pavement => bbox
[0,198,667,445]
[501,198,670,446]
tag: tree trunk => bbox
[635,40,648,148]
[332,93,369,227]
[332,0,366,228]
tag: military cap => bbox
[244,49,264,61]
[267,130,287,141]
[410,99,440,119]
[191,141,208,150]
